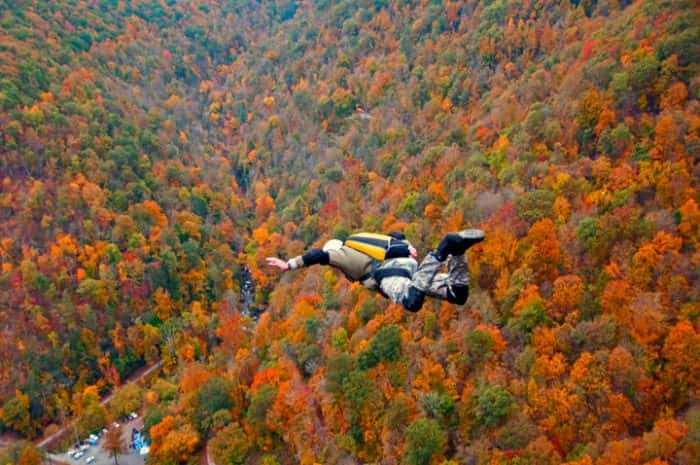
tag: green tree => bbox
[2,394,35,438]
[420,392,457,428]
[473,385,513,429]
[658,26,700,66]
[0,78,20,110]
[403,418,447,465]
[245,385,276,434]
[465,329,495,366]
[261,455,281,465]
[576,217,599,252]
[198,377,234,415]
[109,383,143,420]
[209,423,250,465]
[210,409,232,431]
[151,379,178,402]
[77,400,107,437]
[357,324,402,369]
[515,189,555,223]
[326,352,354,393]
[142,405,167,441]
[341,370,379,421]
[629,55,660,94]
[507,298,547,342]
[197,377,234,432]
[524,103,551,140]
[370,325,402,362]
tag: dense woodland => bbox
[0,0,698,464]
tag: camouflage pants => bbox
[412,253,470,301]
[380,254,470,309]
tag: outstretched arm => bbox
[265,248,330,272]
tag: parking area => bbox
[50,417,148,465]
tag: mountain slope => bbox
[0,1,698,464]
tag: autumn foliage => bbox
[0,1,698,465]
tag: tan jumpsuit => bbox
[288,246,470,309]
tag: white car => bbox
[86,457,95,464]
[113,421,120,428]
[73,451,84,460]
[129,412,139,420]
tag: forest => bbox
[0,0,698,464]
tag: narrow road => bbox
[96,361,164,412]
[36,361,163,450]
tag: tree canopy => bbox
[0,1,698,464]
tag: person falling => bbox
[266,229,485,312]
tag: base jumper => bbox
[265,229,485,312]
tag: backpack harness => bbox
[343,233,415,290]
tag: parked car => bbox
[129,411,139,420]
[86,456,95,464]
[72,451,84,460]
[113,421,120,428]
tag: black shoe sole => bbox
[456,229,485,241]
[456,229,485,249]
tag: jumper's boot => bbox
[435,229,485,261]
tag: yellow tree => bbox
[74,386,107,436]
[524,219,562,282]
[677,198,699,246]
[661,321,700,406]
[149,415,200,465]
[17,445,41,465]
[601,280,635,329]
[551,275,584,319]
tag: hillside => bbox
[0,0,698,464]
